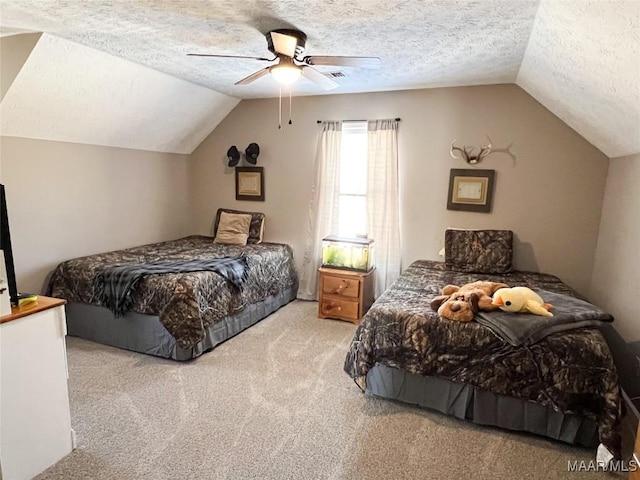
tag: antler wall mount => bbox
[450,136,493,164]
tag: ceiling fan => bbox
[188,28,382,90]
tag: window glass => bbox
[338,195,367,237]
[338,122,367,237]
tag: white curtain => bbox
[367,119,401,297]
[298,121,342,300]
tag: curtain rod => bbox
[316,118,401,124]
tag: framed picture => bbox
[235,167,264,201]
[447,169,495,213]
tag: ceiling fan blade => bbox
[301,66,339,91]
[303,56,382,68]
[187,53,274,62]
[235,67,271,85]
[270,31,298,57]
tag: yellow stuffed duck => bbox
[492,287,554,317]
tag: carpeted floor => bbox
[38,300,631,480]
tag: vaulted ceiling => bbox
[1,0,638,157]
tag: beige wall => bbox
[0,33,41,179]
[589,153,640,342]
[0,33,41,102]
[4,84,611,300]
[0,137,192,294]
[190,84,609,296]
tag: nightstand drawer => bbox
[321,275,360,298]
[319,298,359,321]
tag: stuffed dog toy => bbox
[430,281,509,322]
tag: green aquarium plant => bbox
[321,235,375,271]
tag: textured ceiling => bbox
[0,0,638,157]
[0,0,540,97]
[518,0,640,158]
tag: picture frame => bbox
[447,169,495,213]
[235,166,264,201]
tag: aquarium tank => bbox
[321,235,374,272]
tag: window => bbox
[338,121,367,237]
[299,118,399,300]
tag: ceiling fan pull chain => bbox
[278,85,282,130]
[289,88,293,125]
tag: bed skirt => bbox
[365,364,599,448]
[65,285,297,361]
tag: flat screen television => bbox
[0,183,19,305]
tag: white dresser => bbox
[631,421,640,480]
[0,297,73,480]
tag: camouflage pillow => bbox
[214,208,265,244]
[444,229,513,274]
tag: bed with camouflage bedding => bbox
[47,235,298,360]
[344,230,622,459]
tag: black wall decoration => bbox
[226,143,261,167]
[226,146,240,167]
[245,143,260,165]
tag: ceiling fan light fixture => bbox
[270,63,302,85]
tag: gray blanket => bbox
[94,256,248,317]
[475,289,613,346]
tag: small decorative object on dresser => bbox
[0,252,11,316]
[318,267,375,323]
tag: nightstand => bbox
[318,267,375,323]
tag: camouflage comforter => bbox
[47,236,298,348]
[344,260,622,457]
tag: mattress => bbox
[344,260,622,457]
[47,235,298,358]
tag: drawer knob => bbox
[323,303,341,313]
[332,281,346,294]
